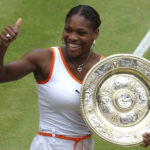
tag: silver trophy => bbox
[80,54,150,146]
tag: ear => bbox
[93,29,99,40]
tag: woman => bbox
[0,5,101,150]
[0,5,149,150]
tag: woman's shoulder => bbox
[92,52,100,59]
[22,48,52,64]
[92,51,105,60]
[30,48,50,54]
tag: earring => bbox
[62,37,65,45]
[90,40,96,50]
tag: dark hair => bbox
[65,5,101,30]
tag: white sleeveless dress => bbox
[29,46,94,150]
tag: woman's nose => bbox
[68,32,78,41]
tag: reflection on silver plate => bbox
[80,54,150,146]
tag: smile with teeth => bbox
[69,43,81,48]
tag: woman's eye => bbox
[78,31,87,36]
[65,28,72,33]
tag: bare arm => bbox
[0,18,25,82]
[0,51,37,82]
[0,19,51,83]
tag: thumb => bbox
[15,18,22,30]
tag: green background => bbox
[0,0,150,150]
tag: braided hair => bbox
[66,5,101,30]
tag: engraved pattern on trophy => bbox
[84,86,94,113]
[98,74,148,127]
[80,54,150,146]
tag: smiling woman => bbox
[63,15,97,57]
[0,5,102,150]
[1,4,150,150]
[61,5,101,82]
[62,14,99,77]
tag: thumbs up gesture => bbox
[0,18,22,47]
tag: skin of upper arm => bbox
[0,48,49,82]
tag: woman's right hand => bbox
[0,18,22,47]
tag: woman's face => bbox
[63,14,99,58]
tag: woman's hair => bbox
[65,5,101,30]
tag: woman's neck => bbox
[62,46,92,66]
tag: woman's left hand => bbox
[141,132,150,147]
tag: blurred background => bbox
[0,0,150,149]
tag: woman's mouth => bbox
[68,43,81,51]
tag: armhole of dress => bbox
[100,54,105,60]
[37,47,55,84]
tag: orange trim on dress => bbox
[37,48,55,84]
[38,131,91,150]
[58,46,82,84]
[100,54,105,59]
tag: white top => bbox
[36,46,91,137]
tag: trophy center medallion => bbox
[114,89,134,111]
